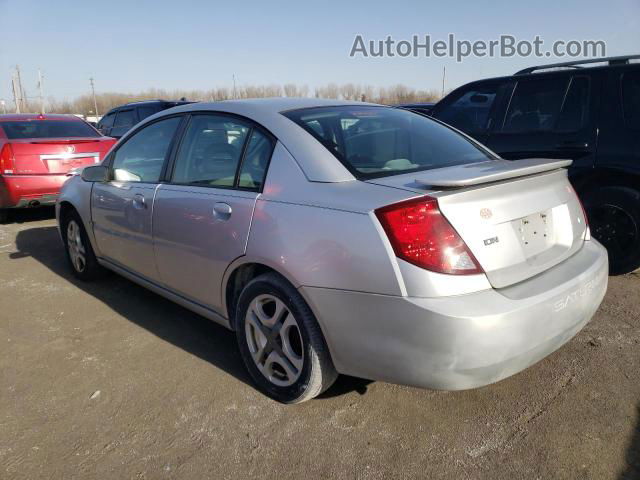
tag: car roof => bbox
[0,113,84,122]
[134,97,384,183]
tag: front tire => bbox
[61,210,104,281]
[583,186,640,275]
[235,273,337,403]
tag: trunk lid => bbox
[8,137,115,174]
[368,159,587,288]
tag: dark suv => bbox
[430,55,640,275]
[97,99,193,139]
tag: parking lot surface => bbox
[1,209,639,480]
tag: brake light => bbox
[375,196,483,275]
[569,185,590,240]
[0,143,15,174]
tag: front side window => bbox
[111,109,136,136]
[171,115,250,187]
[622,71,640,129]
[97,113,115,133]
[1,120,99,139]
[502,78,568,132]
[111,116,181,182]
[435,85,499,133]
[284,106,494,178]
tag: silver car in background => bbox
[56,99,608,403]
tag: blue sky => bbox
[0,0,638,104]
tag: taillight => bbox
[0,143,15,174]
[375,196,484,275]
[569,185,590,240]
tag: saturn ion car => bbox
[56,98,608,403]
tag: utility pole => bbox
[11,75,21,113]
[89,77,99,119]
[16,65,26,112]
[38,69,45,114]
[232,74,237,99]
[441,66,446,98]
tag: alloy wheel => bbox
[244,294,304,387]
[66,220,86,273]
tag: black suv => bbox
[430,55,640,275]
[97,99,193,139]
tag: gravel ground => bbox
[1,208,639,480]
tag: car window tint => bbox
[1,120,100,139]
[555,77,590,131]
[238,130,274,190]
[111,117,181,182]
[435,85,498,133]
[503,78,568,132]
[137,105,161,121]
[622,71,640,129]
[111,110,136,136]
[172,115,250,187]
[284,106,494,179]
[98,113,115,131]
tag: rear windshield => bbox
[1,120,100,139]
[283,106,494,178]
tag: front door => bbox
[152,113,274,312]
[91,116,183,281]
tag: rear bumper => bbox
[0,174,68,208]
[301,240,608,390]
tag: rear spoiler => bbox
[414,158,573,188]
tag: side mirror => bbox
[81,165,109,182]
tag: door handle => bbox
[213,202,232,219]
[132,193,146,209]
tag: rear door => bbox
[485,73,600,175]
[91,115,183,281]
[595,66,640,174]
[152,113,274,311]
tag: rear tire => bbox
[235,272,337,403]
[61,210,104,281]
[583,186,640,275]
[0,209,9,224]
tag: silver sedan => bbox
[56,98,608,403]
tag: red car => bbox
[0,114,116,222]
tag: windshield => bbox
[1,120,100,139]
[283,106,495,178]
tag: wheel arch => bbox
[222,257,302,330]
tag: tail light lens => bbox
[569,185,590,240]
[376,196,483,275]
[0,143,15,174]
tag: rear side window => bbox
[137,105,161,121]
[284,106,494,179]
[171,115,250,187]
[435,85,499,133]
[555,76,590,131]
[111,116,181,182]
[503,77,568,132]
[238,130,274,190]
[622,71,640,129]
[1,120,99,139]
